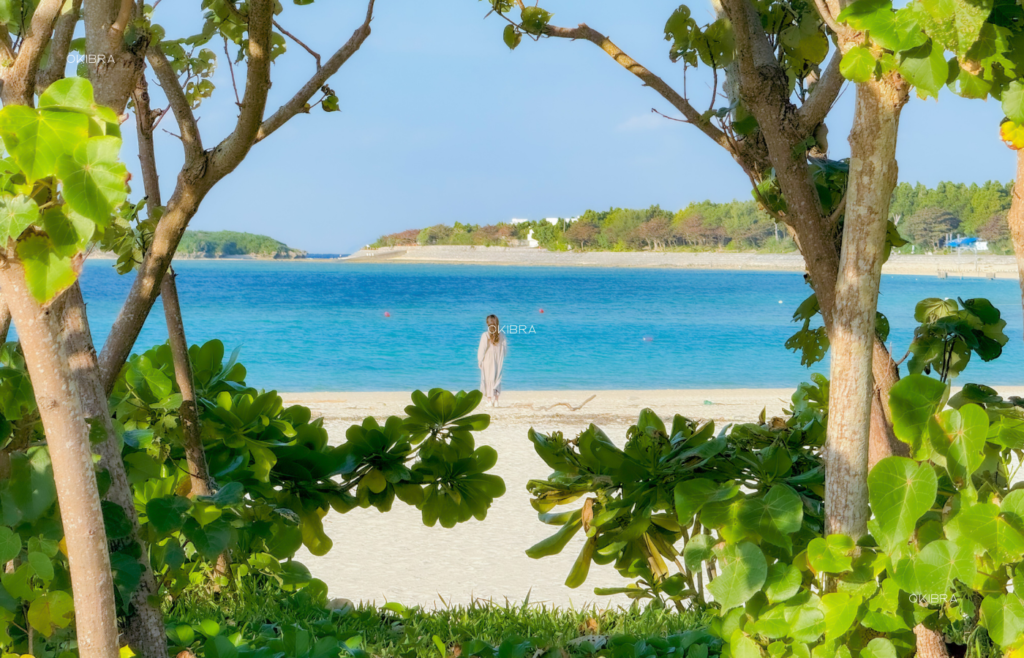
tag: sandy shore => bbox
[280,387,1024,610]
[281,389,790,610]
[343,246,1020,279]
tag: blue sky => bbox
[134,1,1014,254]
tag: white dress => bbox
[477,331,507,398]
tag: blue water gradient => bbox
[58,260,1024,392]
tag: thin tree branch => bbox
[1,0,64,105]
[0,25,14,64]
[223,36,241,107]
[273,18,321,69]
[812,0,852,39]
[541,22,733,153]
[109,0,134,49]
[146,45,204,162]
[209,0,275,178]
[798,47,845,132]
[256,0,375,142]
[37,0,82,92]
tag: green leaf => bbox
[565,537,595,588]
[502,24,521,50]
[763,563,802,603]
[146,496,191,533]
[979,593,1024,648]
[0,105,90,182]
[867,457,937,552]
[42,207,94,257]
[675,478,739,525]
[888,374,947,457]
[1003,80,1024,123]
[807,534,855,573]
[860,638,897,658]
[738,485,803,549]
[26,590,74,637]
[928,404,988,484]
[898,40,949,99]
[39,77,96,111]
[27,551,53,581]
[520,7,552,35]
[840,46,876,83]
[0,194,38,243]
[56,136,128,224]
[16,234,77,303]
[954,502,1024,562]
[0,527,19,564]
[707,541,767,611]
[205,635,238,658]
[822,592,860,639]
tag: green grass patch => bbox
[165,579,713,657]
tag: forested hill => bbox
[177,230,307,259]
[372,180,1015,254]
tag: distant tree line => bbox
[370,180,1018,254]
[177,231,307,259]
[372,201,789,252]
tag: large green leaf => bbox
[26,590,74,637]
[867,457,937,552]
[16,234,77,303]
[707,541,767,611]
[980,593,1024,648]
[840,46,876,82]
[1002,80,1024,123]
[0,105,89,182]
[56,136,128,224]
[893,539,975,599]
[954,502,1024,562]
[898,40,949,100]
[928,403,988,484]
[0,527,19,564]
[888,374,947,457]
[0,194,38,243]
[738,485,803,549]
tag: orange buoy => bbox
[539,309,544,313]
[384,311,390,317]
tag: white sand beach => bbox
[342,246,1022,279]
[281,387,1024,610]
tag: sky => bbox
[132,1,1016,254]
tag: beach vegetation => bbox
[523,297,1019,657]
[0,336,503,656]
[163,579,714,658]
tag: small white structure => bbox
[510,218,530,225]
[526,229,539,248]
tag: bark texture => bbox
[49,285,168,658]
[1007,149,1024,327]
[0,261,119,658]
[824,74,906,538]
[162,271,212,496]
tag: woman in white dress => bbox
[477,314,507,407]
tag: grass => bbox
[165,578,712,657]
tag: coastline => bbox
[342,246,1020,279]
[284,386,1024,608]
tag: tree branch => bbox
[256,0,375,142]
[1,0,64,105]
[209,0,274,178]
[146,45,204,162]
[273,18,321,69]
[109,0,135,49]
[37,0,82,92]
[542,22,735,154]
[798,47,845,132]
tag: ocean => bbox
[59,260,1024,392]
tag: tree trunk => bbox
[825,75,906,539]
[0,261,119,658]
[51,284,169,658]
[0,292,10,342]
[1007,149,1024,328]
[161,271,212,497]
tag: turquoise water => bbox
[64,260,1024,392]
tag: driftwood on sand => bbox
[531,394,597,412]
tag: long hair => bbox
[486,315,500,345]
